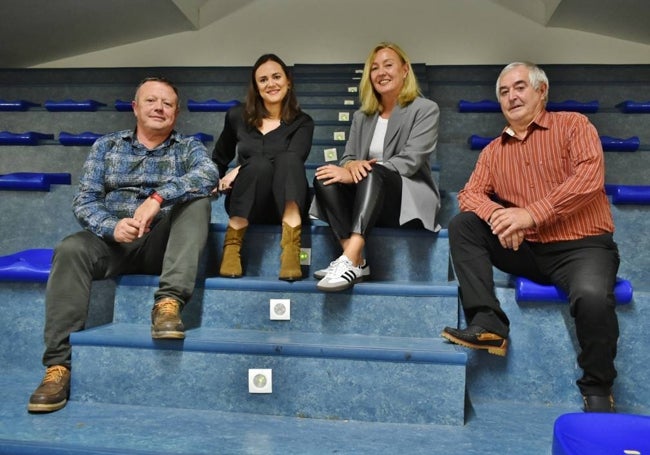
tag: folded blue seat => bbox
[44,99,106,112]
[114,99,132,111]
[0,99,40,111]
[607,184,650,204]
[189,132,214,143]
[59,131,104,146]
[599,135,640,151]
[515,276,632,305]
[458,100,500,112]
[459,99,599,113]
[468,134,640,151]
[546,100,599,113]
[0,131,54,145]
[468,135,493,149]
[616,100,650,113]
[0,248,53,282]
[0,172,71,191]
[187,99,240,112]
[553,413,650,455]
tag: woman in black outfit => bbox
[212,54,314,281]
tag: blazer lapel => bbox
[359,113,379,159]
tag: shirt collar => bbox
[126,128,181,146]
[500,109,549,142]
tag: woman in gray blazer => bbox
[311,42,440,292]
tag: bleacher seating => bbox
[0,63,649,454]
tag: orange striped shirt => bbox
[458,109,615,243]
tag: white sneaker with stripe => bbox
[316,255,365,292]
[313,258,370,280]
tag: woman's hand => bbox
[345,159,377,183]
[218,166,240,193]
[314,163,354,185]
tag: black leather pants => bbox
[312,163,402,240]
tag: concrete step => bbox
[71,323,467,425]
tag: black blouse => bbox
[212,104,314,178]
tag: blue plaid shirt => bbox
[73,129,219,239]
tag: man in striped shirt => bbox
[441,62,620,413]
[28,77,219,413]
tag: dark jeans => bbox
[449,211,620,395]
[42,197,212,368]
[312,163,402,240]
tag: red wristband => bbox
[150,192,163,204]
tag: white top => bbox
[368,116,388,162]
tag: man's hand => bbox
[489,207,534,251]
[114,197,160,242]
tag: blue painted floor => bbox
[3,369,584,455]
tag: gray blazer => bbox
[335,96,441,231]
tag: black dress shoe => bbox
[583,394,616,413]
[441,325,508,356]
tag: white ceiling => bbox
[0,0,648,68]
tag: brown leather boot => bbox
[28,365,71,413]
[220,226,247,278]
[279,222,303,281]
[151,297,185,339]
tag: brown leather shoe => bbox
[441,325,508,356]
[151,297,185,339]
[28,365,70,413]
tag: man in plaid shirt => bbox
[28,76,219,413]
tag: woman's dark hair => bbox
[244,53,301,127]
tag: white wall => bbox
[35,0,650,68]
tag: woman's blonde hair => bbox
[359,42,421,115]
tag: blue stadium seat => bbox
[114,99,133,111]
[468,134,640,151]
[0,99,40,111]
[546,100,599,113]
[515,276,633,305]
[606,184,650,204]
[59,131,104,146]
[615,100,650,113]
[459,99,599,113]
[0,172,71,191]
[600,135,640,151]
[0,131,54,145]
[553,413,650,455]
[187,99,240,112]
[189,132,214,143]
[458,100,500,112]
[44,99,107,111]
[0,248,53,282]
